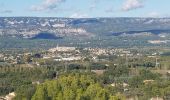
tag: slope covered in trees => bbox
[15,73,125,100]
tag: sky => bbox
[0,0,169,18]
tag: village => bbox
[0,46,137,66]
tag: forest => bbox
[0,62,169,100]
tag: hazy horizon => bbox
[0,0,169,18]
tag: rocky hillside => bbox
[1,17,170,39]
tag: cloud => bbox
[89,4,96,11]
[70,13,89,18]
[122,0,143,11]
[105,7,115,13]
[0,3,13,14]
[31,0,65,12]
[147,12,160,18]
[0,10,13,13]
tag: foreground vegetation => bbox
[30,73,123,100]
[0,64,169,100]
[1,47,170,100]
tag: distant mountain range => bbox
[110,29,170,36]
[1,17,170,48]
[0,17,170,39]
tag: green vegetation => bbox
[15,73,126,100]
[1,33,170,49]
[32,73,109,100]
[0,61,170,100]
[0,66,55,96]
[1,47,170,100]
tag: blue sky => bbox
[0,0,169,18]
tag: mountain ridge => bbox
[1,17,170,38]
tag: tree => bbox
[31,85,49,100]
[129,76,143,88]
[31,73,115,100]
[103,65,129,83]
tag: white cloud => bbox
[89,4,96,11]
[122,0,143,11]
[105,7,115,13]
[147,12,160,18]
[31,0,65,11]
[70,13,89,18]
[0,10,13,13]
[0,3,13,14]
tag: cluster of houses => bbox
[148,40,168,44]
[84,48,132,56]
[45,46,83,62]
[1,46,163,67]
[0,47,137,65]
[44,47,135,62]
[0,53,19,64]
